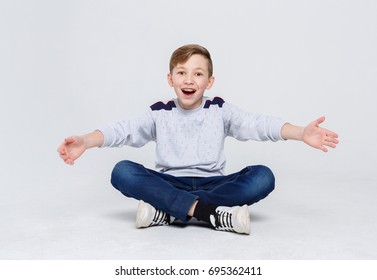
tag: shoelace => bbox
[214,210,235,232]
[150,210,170,226]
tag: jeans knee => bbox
[244,165,275,202]
[112,160,137,173]
[255,165,275,192]
[110,160,140,190]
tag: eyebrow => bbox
[175,66,206,72]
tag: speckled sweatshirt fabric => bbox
[99,96,286,177]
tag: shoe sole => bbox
[237,205,251,235]
[135,200,151,228]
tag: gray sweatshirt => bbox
[99,96,286,177]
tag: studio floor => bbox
[1,170,376,260]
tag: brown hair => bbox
[169,44,213,77]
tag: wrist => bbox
[83,130,104,149]
[281,123,304,141]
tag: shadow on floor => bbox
[103,209,270,226]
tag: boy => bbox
[58,44,338,235]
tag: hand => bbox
[303,116,339,152]
[57,136,86,165]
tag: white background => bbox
[0,0,376,261]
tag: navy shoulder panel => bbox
[203,97,225,109]
[150,100,176,111]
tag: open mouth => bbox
[181,88,196,95]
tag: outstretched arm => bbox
[57,130,104,165]
[281,116,339,152]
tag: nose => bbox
[184,74,194,84]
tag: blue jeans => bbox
[110,160,275,222]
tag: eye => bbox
[195,72,203,77]
[177,71,185,75]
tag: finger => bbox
[313,116,326,127]
[326,136,339,144]
[323,140,337,149]
[319,145,328,152]
[323,128,339,139]
[60,154,69,161]
[57,145,65,154]
[64,136,76,144]
[59,150,68,156]
[65,158,74,165]
[323,133,339,147]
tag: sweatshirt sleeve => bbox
[97,109,155,148]
[223,102,286,142]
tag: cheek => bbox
[172,77,183,85]
[198,81,210,89]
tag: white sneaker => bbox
[136,200,174,228]
[210,205,250,234]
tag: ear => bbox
[206,76,215,89]
[167,73,173,87]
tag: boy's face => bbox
[168,54,215,110]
